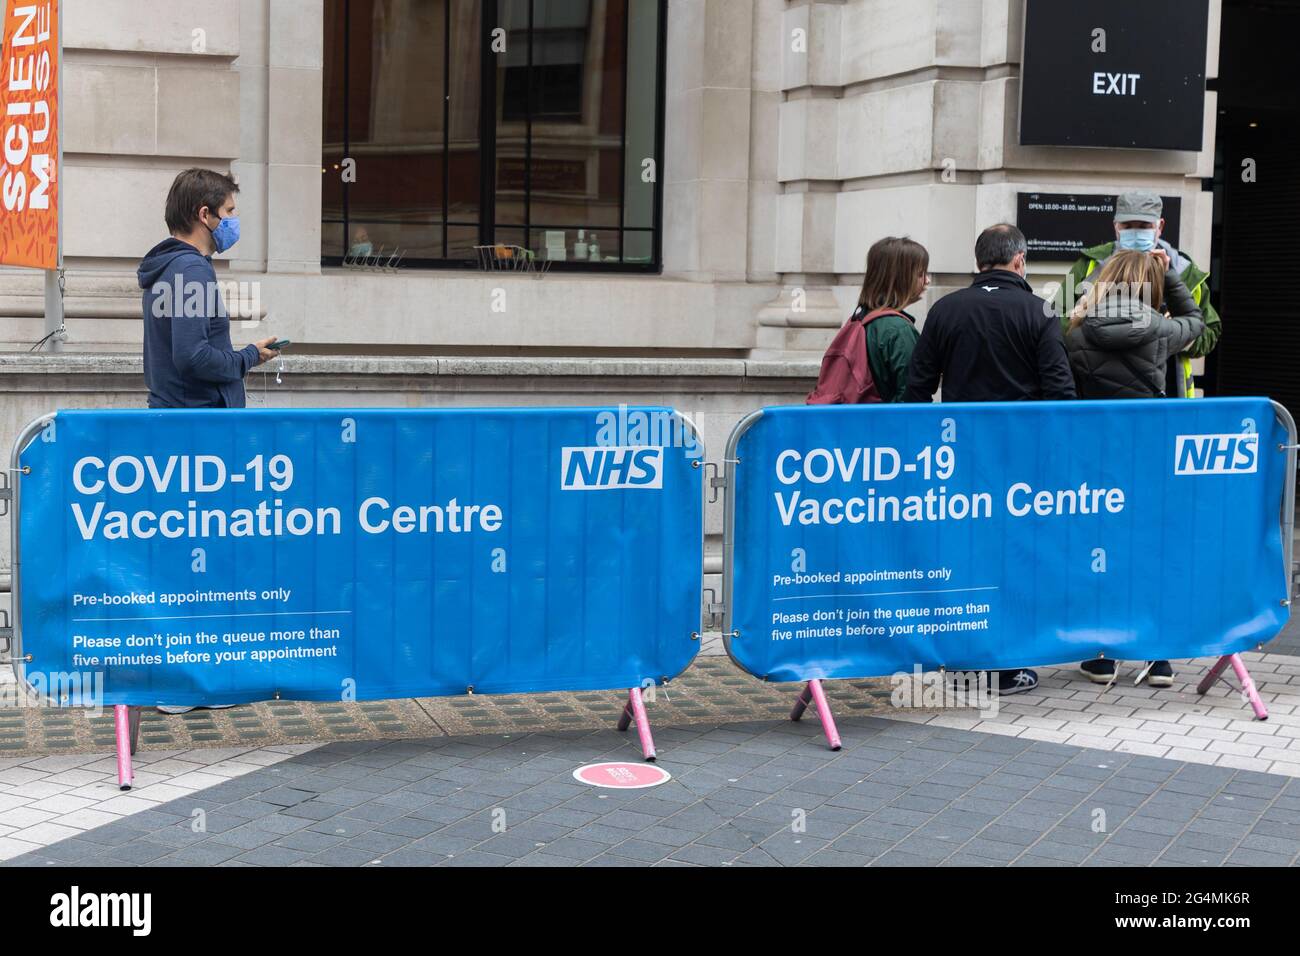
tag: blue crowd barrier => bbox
[6,398,1296,774]
[11,407,704,710]
[722,398,1296,684]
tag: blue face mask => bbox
[208,214,241,254]
[1117,228,1157,252]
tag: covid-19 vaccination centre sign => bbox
[11,407,704,707]
[3,398,1294,780]
[721,398,1295,683]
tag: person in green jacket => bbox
[1055,190,1221,398]
[855,236,930,402]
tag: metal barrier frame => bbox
[7,408,707,785]
[7,412,55,697]
[719,409,845,747]
[1194,401,1300,719]
[720,401,1298,742]
[1274,400,1298,606]
[4,400,1294,770]
[720,409,761,664]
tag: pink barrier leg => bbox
[616,700,633,733]
[806,679,842,752]
[626,687,657,762]
[114,705,133,790]
[1196,655,1231,696]
[1228,654,1269,721]
[1196,654,1268,721]
[790,684,813,721]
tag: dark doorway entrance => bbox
[1209,0,1300,417]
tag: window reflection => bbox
[323,0,662,268]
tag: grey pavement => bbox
[1269,592,1300,658]
[1270,548,1300,656]
[4,713,1300,868]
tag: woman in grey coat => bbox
[1065,248,1206,687]
[1066,248,1206,400]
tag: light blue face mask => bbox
[208,215,241,254]
[1117,228,1157,252]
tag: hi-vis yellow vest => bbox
[1083,259,1197,398]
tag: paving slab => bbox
[5,715,1299,868]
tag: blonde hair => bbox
[1069,250,1165,331]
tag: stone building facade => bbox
[0,0,1231,588]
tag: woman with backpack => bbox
[807,236,930,404]
[1065,247,1206,688]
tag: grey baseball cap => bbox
[1114,190,1163,224]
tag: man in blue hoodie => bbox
[140,169,277,714]
[139,168,278,409]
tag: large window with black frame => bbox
[322,0,666,272]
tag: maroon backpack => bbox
[805,307,903,405]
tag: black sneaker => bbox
[1080,658,1117,684]
[1143,660,1174,688]
[156,704,236,715]
[995,669,1038,695]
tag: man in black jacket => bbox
[904,224,1075,696]
[905,224,1076,403]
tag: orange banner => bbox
[0,1,59,269]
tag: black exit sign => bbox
[1019,0,1209,151]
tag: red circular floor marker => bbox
[573,761,671,789]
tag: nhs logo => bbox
[561,446,663,490]
[1174,433,1259,476]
